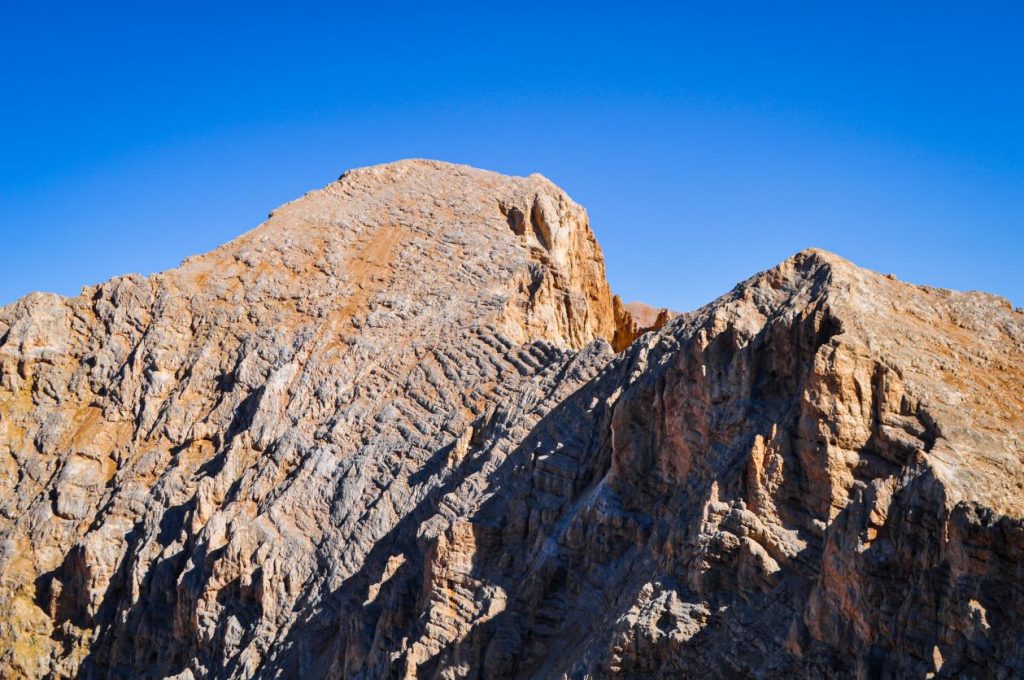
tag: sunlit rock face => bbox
[0,160,1022,679]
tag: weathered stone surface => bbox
[622,301,675,333]
[449,249,1024,679]
[0,160,1022,679]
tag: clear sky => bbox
[2,2,1022,311]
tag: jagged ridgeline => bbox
[1,160,1022,679]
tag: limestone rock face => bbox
[0,161,1022,679]
[453,249,1024,679]
[622,301,676,331]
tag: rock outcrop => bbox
[0,160,1022,679]
[622,301,675,332]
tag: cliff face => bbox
[0,161,1022,679]
[445,249,1024,679]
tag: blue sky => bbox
[2,2,1021,311]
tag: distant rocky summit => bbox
[1,160,1022,679]
[622,301,676,335]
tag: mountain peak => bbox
[1,162,1022,678]
[163,160,625,351]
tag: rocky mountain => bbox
[0,160,1022,679]
[621,301,676,339]
[622,301,676,331]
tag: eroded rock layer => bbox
[0,161,1022,679]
